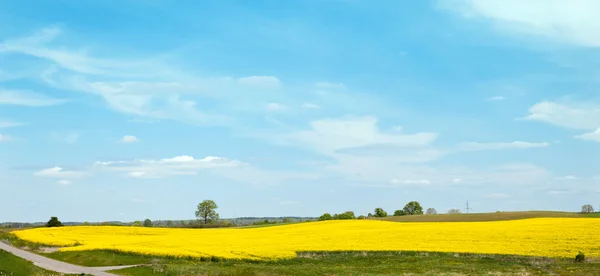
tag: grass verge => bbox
[0,249,84,276]
[108,251,600,276]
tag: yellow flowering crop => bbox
[13,218,600,260]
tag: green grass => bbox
[380,211,600,222]
[42,250,154,267]
[108,251,600,276]
[0,249,82,276]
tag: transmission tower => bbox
[466,201,472,213]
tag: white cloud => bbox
[57,180,72,186]
[555,175,578,180]
[301,103,320,109]
[444,0,600,47]
[266,102,288,111]
[0,89,66,106]
[315,81,345,89]
[486,96,505,101]
[0,134,13,142]
[93,155,317,185]
[390,178,431,186]
[483,193,509,199]
[574,128,600,142]
[238,76,281,88]
[457,141,550,151]
[34,167,84,179]
[120,135,140,143]
[0,120,23,128]
[276,116,438,157]
[522,101,600,130]
[94,155,243,179]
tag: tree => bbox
[46,217,63,227]
[448,208,461,214]
[143,219,152,227]
[393,209,405,216]
[195,200,219,224]
[425,208,437,215]
[333,211,356,220]
[581,204,594,214]
[403,201,424,215]
[132,221,143,227]
[318,213,333,221]
[357,215,366,219]
[374,208,388,218]
[367,213,373,217]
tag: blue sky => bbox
[2,0,600,222]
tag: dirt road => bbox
[0,241,141,275]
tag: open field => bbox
[381,211,600,222]
[12,217,600,260]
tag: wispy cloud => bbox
[119,135,140,143]
[238,76,281,88]
[0,89,66,106]
[266,102,288,111]
[456,141,550,151]
[486,95,505,101]
[50,131,80,144]
[0,120,24,128]
[0,134,14,142]
[442,0,600,47]
[34,167,84,179]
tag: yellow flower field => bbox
[13,218,600,260]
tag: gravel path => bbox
[0,241,141,275]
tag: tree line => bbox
[318,201,464,221]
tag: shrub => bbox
[46,217,63,227]
[374,208,388,218]
[576,251,585,262]
[318,213,333,221]
[357,215,366,219]
[333,211,356,220]
[393,210,405,216]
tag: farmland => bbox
[12,217,600,260]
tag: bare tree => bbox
[448,208,461,214]
[425,208,437,215]
[581,204,594,214]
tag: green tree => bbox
[195,200,219,224]
[393,209,405,216]
[46,217,63,227]
[333,211,356,220]
[132,221,143,227]
[374,208,388,218]
[357,215,366,219]
[403,201,424,215]
[318,213,333,221]
[143,219,152,227]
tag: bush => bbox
[357,215,366,219]
[46,217,63,227]
[333,211,356,220]
[374,208,388,218]
[393,210,405,216]
[318,213,333,221]
[576,252,585,262]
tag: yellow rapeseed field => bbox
[13,218,600,260]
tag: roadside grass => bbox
[380,211,599,222]
[0,249,83,276]
[109,251,600,276]
[42,250,154,267]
